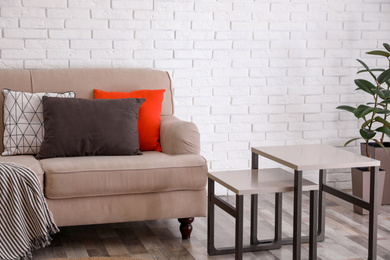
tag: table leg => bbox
[251,151,259,245]
[207,178,215,255]
[318,169,326,242]
[252,151,258,169]
[251,193,283,246]
[309,190,318,260]
[368,166,378,260]
[236,194,244,260]
[250,194,258,244]
[293,170,303,260]
[274,192,283,247]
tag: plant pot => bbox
[360,142,390,205]
[351,167,385,215]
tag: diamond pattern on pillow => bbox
[2,89,75,156]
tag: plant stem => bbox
[366,140,371,158]
[368,82,379,134]
[380,79,387,144]
[382,57,390,143]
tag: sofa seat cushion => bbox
[40,151,208,199]
[0,155,44,189]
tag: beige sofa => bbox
[0,68,207,238]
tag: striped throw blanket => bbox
[0,163,59,260]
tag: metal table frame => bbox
[251,147,380,260]
[319,167,379,259]
[207,173,318,260]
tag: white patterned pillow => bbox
[2,89,76,156]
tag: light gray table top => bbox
[252,144,380,171]
[208,168,318,195]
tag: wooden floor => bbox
[32,192,390,260]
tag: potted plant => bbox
[337,43,390,213]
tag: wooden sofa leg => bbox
[178,217,194,239]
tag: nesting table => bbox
[208,144,381,260]
[208,168,319,260]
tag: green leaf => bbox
[373,139,389,153]
[354,79,376,95]
[360,128,376,140]
[356,59,377,80]
[357,68,385,74]
[366,50,390,58]
[378,69,390,84]
[344,137,361,147]
[373,89,386,99]
[357,59,370,70]
[336,105,356,113]
[380,89,390,99]
[384,43,390,52]
[375,108,390,114]
[361,118,374,129]
[374,116,390,128]
[354,105,375,118]
[376,127,390,139]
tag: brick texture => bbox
[0,0,389,194]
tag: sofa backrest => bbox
[0,68,174,153]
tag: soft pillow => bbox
[35,97,145,159]
[2,89,76,156]
[94,89,165,152]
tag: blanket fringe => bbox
[1,214,60,260]
[0,163,60,260]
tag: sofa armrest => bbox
[160,116,200,155]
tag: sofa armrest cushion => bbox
[160,116,200,155]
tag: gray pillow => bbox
[36,97,145,159]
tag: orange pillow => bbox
[94,89,165,152]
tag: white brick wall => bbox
[0,0,389,194]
